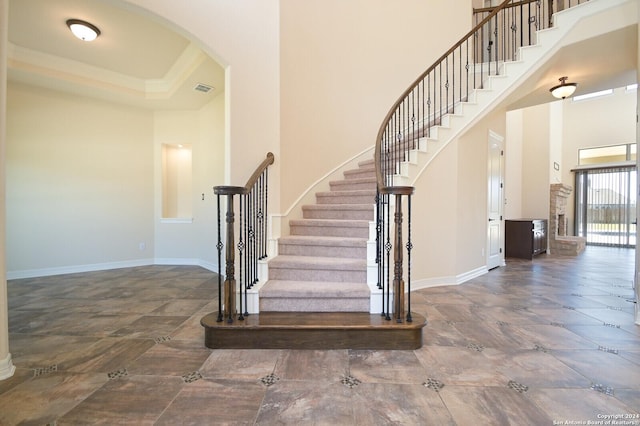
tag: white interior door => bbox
[487,131,504,270]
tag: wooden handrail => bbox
[244,152,275,190]
[214,152,275,196]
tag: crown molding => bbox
[7,41,210,102]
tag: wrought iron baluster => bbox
[427,74,431,136]
[385,194,391,321]
[238,193,245,321]
[406,194,413,323]
[445,57,450,114]
[263,168,269,259]
[392,194,405,323]
[251,184,257,286]
[439,63,443,123]
[465,40,469,101]
[494,14,499,74]
[223,193,236,323]
[480,24,484,88]
[411,88,416,151]
[376,191,383,291]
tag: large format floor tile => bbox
[0,249,638,424]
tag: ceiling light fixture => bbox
[550,76,578,99]
[66,19,101,42]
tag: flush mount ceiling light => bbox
[66,19,101,41]
[550,76,578,99]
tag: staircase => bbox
[202,0,632,350]
[259,160,375,313]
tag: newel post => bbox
[380,186,414,323]
[213,186,245,323]
[392,193,405,323]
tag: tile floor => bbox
[1,246,639,425]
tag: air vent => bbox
[194,83,214,93]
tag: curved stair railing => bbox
[214,152,275,323]
[374,0,589,323]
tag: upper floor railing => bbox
[373,0,590,324]
[214,152,275,323]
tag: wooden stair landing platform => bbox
[201,311,426,350]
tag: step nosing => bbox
[269,257,366,265]
[290,219,370,227]
[279,236,367,246]
[303,204,374,209]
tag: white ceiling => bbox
[6,0,637,112]
[7,0,225,110]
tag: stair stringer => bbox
[390,0,634,187]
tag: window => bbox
[578,143,636,166]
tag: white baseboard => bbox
[411,266,488,290]
[7,258,221,280]
[197,260,218,273]
[7,259,155,280]
[0,352,16,381]
[455,266,488,284]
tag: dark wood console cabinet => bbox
[505,219,547,259]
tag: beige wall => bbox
[279,0,472,211]
[411,108,506,285]
[6,83,155,275]
[412,142,459,282]
[521,102,552,219]
[457,109,506,274]
[194,96,226,266]
[505,109,524,219]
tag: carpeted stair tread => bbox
[329,177,376,190]
[268,255,366,271]
[302,204,373,211]
[260,280,370,298]
[301,204,375,221]
[316,189,376,196]
[343,168,375,179]
[278,235,366,248]
[278,235,367,258]
[289,218,370,228]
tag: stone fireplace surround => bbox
[549,183,586,256]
